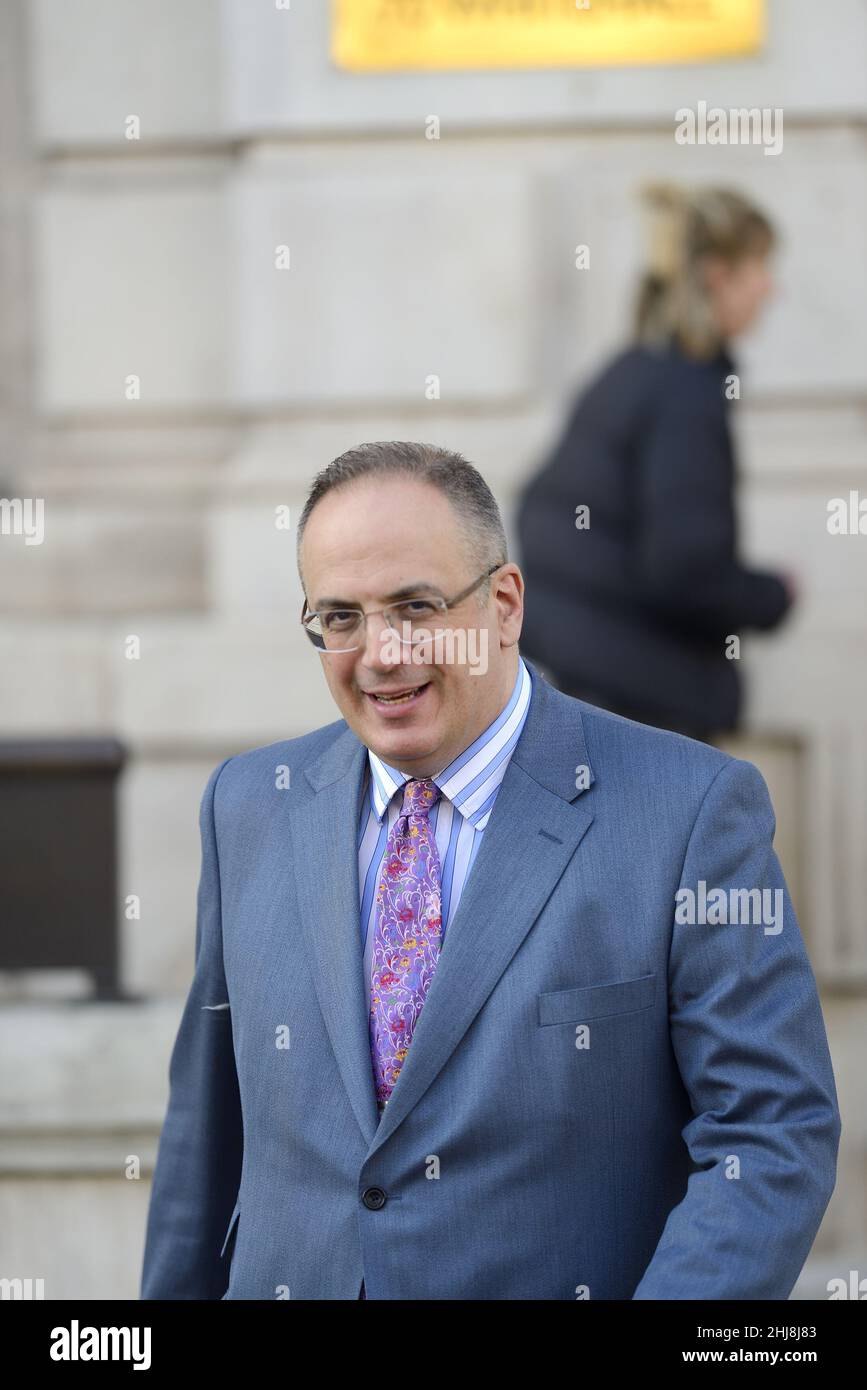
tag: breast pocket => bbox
[538,972,656,1026]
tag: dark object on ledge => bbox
[0,738,127,999]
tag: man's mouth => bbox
[365,682,431,707]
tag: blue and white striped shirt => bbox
[357,656,533,1001]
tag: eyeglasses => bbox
[300,563,502,653]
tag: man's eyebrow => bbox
[313,580,445,609]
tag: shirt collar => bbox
[366,656,533,830]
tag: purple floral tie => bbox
[368,777,443,1111]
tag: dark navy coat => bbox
[516,344,792,733]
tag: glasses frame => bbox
[300,562,503,654]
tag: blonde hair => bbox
[634,184,776,359]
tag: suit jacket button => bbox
[362,1186,387,1210]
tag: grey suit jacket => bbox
[140,658,840,1299]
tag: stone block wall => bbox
[1,0,864,1299]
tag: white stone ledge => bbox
[32,125,867,410]
[0,1000,182,1175]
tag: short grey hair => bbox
[296,441,508,607]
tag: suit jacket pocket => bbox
[220,1200,241,1260]
[538,973,656,1026]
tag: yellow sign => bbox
[332,0,765,71]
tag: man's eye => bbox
[395,601,438,619]
[322,611,358,631]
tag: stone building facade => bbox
[0,0,865,1298]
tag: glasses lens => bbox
[385,599,443,646]
[305,599,445,652]
[307,610,362,651]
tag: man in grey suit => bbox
[141,440,840,1300]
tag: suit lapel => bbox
[288,730,380,1147]
[288,661,596,1156]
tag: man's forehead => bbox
[300,484,470,607]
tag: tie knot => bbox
[400,778,441,818]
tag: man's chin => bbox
[370,728,440,763]
[363,714,442,767]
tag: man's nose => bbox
[360,612,404,668]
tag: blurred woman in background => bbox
[516,184,796,742]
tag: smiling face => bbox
[299,476,524,778]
